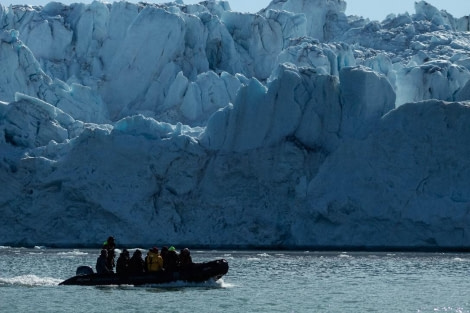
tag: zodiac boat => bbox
[59,259,229,286]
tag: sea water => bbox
[0,247,469,312]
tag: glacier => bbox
[1,0,470,249]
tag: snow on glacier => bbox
[1,0,470,249]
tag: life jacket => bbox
[146,251,163,272]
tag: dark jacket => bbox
[180,254,193,270]
[96,255,112,274]
[102,237,116,270]
[128,253,145,274]
[116,254,129,275]
[164,250,179,271]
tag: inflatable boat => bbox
[59,259,228,286]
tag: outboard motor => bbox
[76,266,94,276]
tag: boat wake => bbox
[218,278,235,288]
[89,278,232,291]
[0,275,62,287]
[137,277,227,289]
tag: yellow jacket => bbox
[146,251,163,272]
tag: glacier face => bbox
[1,0,470,249]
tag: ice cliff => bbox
[1,0,470,249]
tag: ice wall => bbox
[1,0,470,249]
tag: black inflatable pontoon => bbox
[59,259,228,286]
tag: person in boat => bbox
[145,247,163,272]
[160,246,169,269]
[164,246,180,271]
[179,248,193,270]
[96,249,113,274]
[128,249,145,274]
[116,249,130,275]
[102,236,116,271]
[106,249,116,272]
[102,236,116,251]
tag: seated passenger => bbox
[164,246,180,271]
[179,248,193,270]
[145,247,163,272]
[160,246,169,269]
[96,249,113,274]
[116,249,130,275]
[128,249,145,274]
